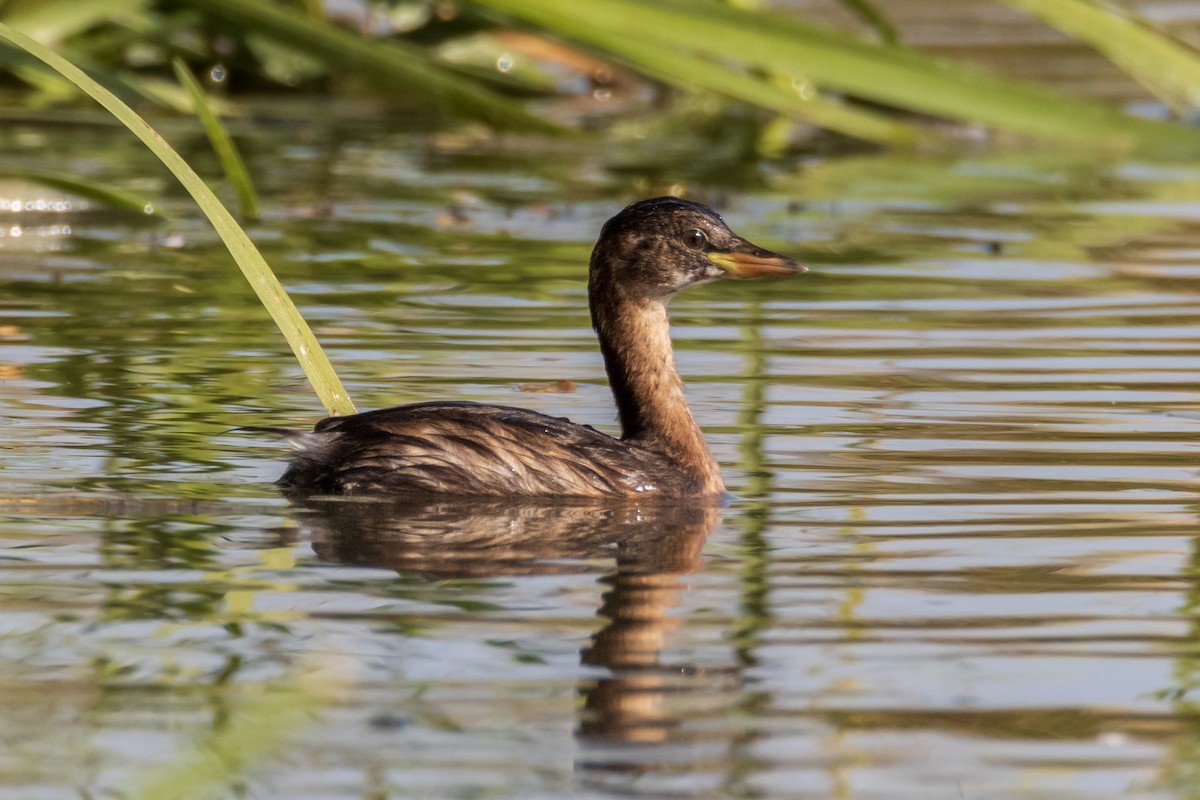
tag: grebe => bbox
[270,197,803,498]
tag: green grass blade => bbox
[0,39,196,112]
[471,0,1200,151]
[0,23,356,417]
[562,25,920,145]
[836,0,899,44]
[182,0,563,133]
[1000,0,1200,115]
[1,0,144,43]
[0,167,161,215]
[173,57,260,221]
[5,62,75,97]
[111,69,204,113]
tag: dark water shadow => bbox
[294,497,719,784]
[298,497,716,580]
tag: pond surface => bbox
[4,102,1200,799]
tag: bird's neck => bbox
[591,292,724,494]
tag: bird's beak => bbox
[707,240,805,278]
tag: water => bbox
[5,104,1200,798]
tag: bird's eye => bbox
[685,229,708,250]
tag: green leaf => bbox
[0,22,356,417]
[0,167,161,215]
[836,0,899,45]
[0,35,197,112]
[1,0,145,44]
[173,57,260,221]
[999,0,1200,115]
[182,0,564,133]
[560,23,920,145]
[470,0,1200,151]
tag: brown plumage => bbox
[267,197,803,499]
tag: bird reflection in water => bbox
[296,497,718,778]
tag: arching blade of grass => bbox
[470,0,1200,151]
[182,0,564,134]
[0,167,162,216]
[0,23,356,417]
[999,0,1200,115]
[173,57,260,221]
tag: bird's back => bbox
[275,401,695,498]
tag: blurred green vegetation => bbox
[0,0,1198,150]
[173,55,260,220]
[0,22,356,415]
[3,0,1199,415]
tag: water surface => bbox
[3,106,1200,798]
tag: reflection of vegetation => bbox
[129,658,345,800]
[1158,529,1200,797]
[1,0,1199,149]
[731,298,772,668]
